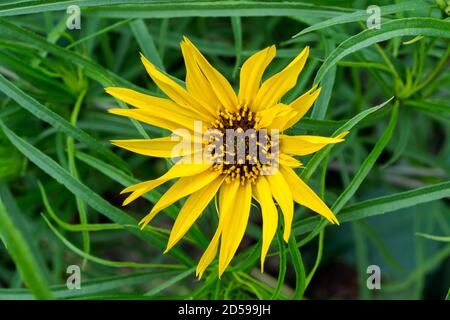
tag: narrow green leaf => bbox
[0,270,180,300]
[415,233,450,242]
[288,234,306,299]
[311,39,335,120]
[0,198,53,299]
[352,222,370,299]
[144,267,195,296]
[42,214,183,270]
[0,184,52,282]
[271,229,287,300]
[130,19,165,71]
[301,97,393,182]
[381,109,411,168]
[334,104,398,213]
[85,2,351,19]
[231,16,242,79]
[404,99,450,113]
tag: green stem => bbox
[408,42,450,96]
[66,88,90,268]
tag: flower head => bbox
[106,37,347,278]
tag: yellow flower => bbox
[106,37,347,278]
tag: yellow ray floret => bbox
[253,176,278,272]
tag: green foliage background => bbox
[0,0,449,300]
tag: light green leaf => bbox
[415,233,450,242]
[0,198,53,299]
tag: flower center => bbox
[207,106,274,184]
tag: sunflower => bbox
[106,37,347,278]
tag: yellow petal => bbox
[139,170,220,228]
[238,46,276,110]
[282,85,321,129]
[265,171,293,242]
[258,103,291,129]
[280,132,348,156]
[254,176,278,272]
[280,165,339,224]
[253,47,309,111]
[279,153,303,168]
[165,176,224,252]
[196,180,240,278]
[219,181,252,277]
[196,227,221,278]
[111,136,200,158]
[183,37,238,113]
[121,160,211,206]
[181,41,221,115]
[140,53,216,120]
[107,108,205,138]
[266,108,297,131]
[105,87,199,120]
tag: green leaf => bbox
[0,120,194,266]
[352,222,370,299]
[311,39,335,120]
[231,16,242,79]
[315,18,450,84]
[405,99,450,113]
[0,270,180,299]
[0,73,128,172]
[144,267,195,296]
[301,97,394,182]
[294,181,450,235]
[333,104,398,213]
[296,104,399,244]
[288,234,306,299]
[380,109,411,168]
[85,2,351,19]
[415,233,450,242]
[0,184,52,281]
[0,198,53,299]
[293,1,431,37]
[42,214,183,270]
[129,19,165,71]
[271,229,287,299]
